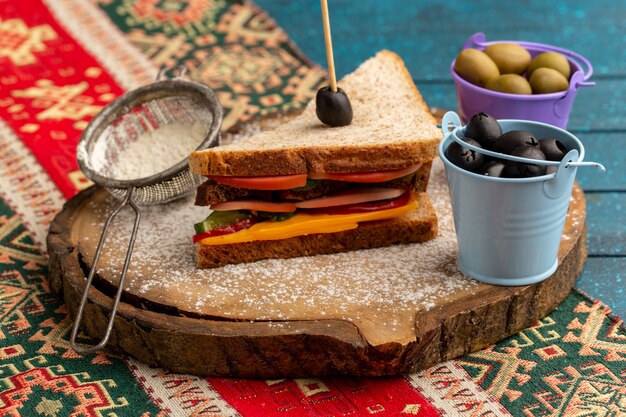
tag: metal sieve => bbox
[71,67,222,354]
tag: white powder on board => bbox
[89,121,207,180]
[79,158,482,345]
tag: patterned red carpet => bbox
[1,1,626,416]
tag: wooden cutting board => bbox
[47,118,587,379]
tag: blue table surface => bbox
[257,0,626,317]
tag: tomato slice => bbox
[208,164,421,189]
[303,190,412,215]
[192,217,257,243]
[294,187,405,209]
[211,200,296,213]
[308,164,422,183]
[209,174,307,190]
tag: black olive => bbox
[540,138,568,161]
[481,160,506,177]
[315,86,353,127]
[493,130,539,155]
[504,145,548,177]
[445,136,485,173]
[465,112,502,149]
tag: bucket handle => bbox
[554,71,585,119]
[463,32,594,84]
[441,111,606,174]
[543,149,579,199]
[441,111,606,198]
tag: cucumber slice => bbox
[258,211,295,222]
[290,179,320,191]
[194,210,250,234]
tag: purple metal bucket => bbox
[451,33,595,128]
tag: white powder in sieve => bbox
[91,121,207,180]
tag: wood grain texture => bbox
[578,258,626,315]
[47,175,587,378]
[575,132,626,191]
[585,193,626,256]
[257,0,624,80]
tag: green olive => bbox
[454,48,500,88]
[529,67,569,94]
[484,43,531,75]
[486,74,532,94]
[527,52,571,79]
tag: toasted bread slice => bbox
[197,192,437,268]
[189,50,440,177]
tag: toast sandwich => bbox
[189,50,440,268]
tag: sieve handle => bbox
[70,187,141,354]
[156,65,188,81]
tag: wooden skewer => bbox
[320,0,337,92]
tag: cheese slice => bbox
[198,193,419,245]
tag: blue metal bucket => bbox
[439,112,603,286]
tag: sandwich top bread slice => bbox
[189,50,440,177]
[188,50,440,268]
